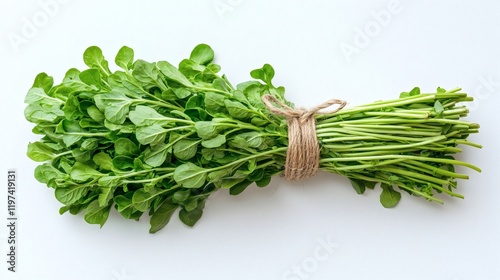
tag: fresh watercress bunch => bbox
[25,44,481,233]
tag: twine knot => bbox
[261,94,346,181]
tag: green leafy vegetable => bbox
[25,44,481,233]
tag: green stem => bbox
[326,158,408,171]
[52,150,73,160]
[320,154,481,172]
[207,147,287,173]
[192,86,230,96]
[134,99,182,111]
[123,172,175,184]
[402,160,469,179]
[148,117,195,125]
[363,111,430,119]
[395,183,445,204]
[323,136,446,152]
[378,167,450,185]
[64,132,108,137]
[338,173,444,203]
[163,126,194,133]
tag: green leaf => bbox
[115,46,134,71]
[98,186,116,207]
[120,80,146,98]
[132,60,161,89]
[143,142,169,167]
[114,193,140,220]
[80,138,99,151]
[434,100,444,117]
[79,69,106,89]
[251,117,268,127]
[71,148,92,163]
[94,91,132,124]
[172,190,191,203]
[250,64,275,86]
[224,99,253,119]
[349,179,366,195]
[135,124,168,146]
[256,176,272,187]
[212,78,230,92]
[129,105,170,127]
[221,170,251,189]
[229,180,253,196]
[179,207,203,227]
[189,44,214,65]
[63,94,84,120]
[364,181,377,190]
[204,92,227,116]
[179,58,205,78]
[195,121,219,139]
[133,158,148,171]
[27,142,55,162]
[59,205,80,215]
[206,63,221,75]
[132,188,158,212]
[437,87,447,94]
[114,194,134,213]
[186,94,204,109]
[93,152,114,171]
[114,138,139,157]
[34,163,63,184]
[174,163,207,189]
[113,156,135,170]
[185,108,207,122]
[157,60,193,87]
[98,176,122,188]
[70,162,103,182]
[32,72,54,93]
[174,88,192,99]
[83,46,110,76]
[248,168,263,181]
[87,105,105,122]
[58,157,73,174]
[24,103,63,123]
[170,110,192,121]
[78,118,101,132]
[55,185,89,205]
[380,184,401,208]
[24,88,64,120]
[58,119,83,147]
[201,148,224,161]
[62,68,84,84]
[44,142,64,151]
[208,168,233,185]
[409,87,420,96]
[247,159,257,172]
[173,140,200,160]
[232,132,262,148]
[183,197,200,212]
[149,199,178,234]
[161,89,178,100]
[78,117,100,129]
[401,87,421,98]
[201,134,226,148]
[84,200,111,227]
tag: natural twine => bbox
[261,94,347,181]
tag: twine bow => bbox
[261,94,347,181]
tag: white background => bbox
[1,0,499,279]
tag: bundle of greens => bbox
[25,44,481,233]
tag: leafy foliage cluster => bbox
[25,44,480,233]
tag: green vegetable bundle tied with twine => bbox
[25,44,481,233]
